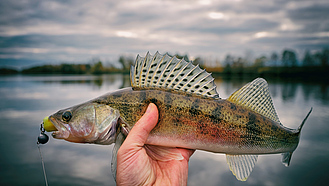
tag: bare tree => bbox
[270,52,279,66]
[282,49,297,67]
[302,50,314,66]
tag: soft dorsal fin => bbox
[130,52,220,99]
[226,154,258,181]
[228,78,280,123]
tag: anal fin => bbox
[226,154,258,181]
[281,152,293,167]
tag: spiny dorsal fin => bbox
[228,78,280,123]
[130,52,220,99]
[226,154,258,181]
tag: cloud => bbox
[0,0,328,68]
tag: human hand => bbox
[116,103,195,186]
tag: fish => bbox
[42,51,312,181]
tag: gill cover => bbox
[93,103,120,145]
[48,103,120,144]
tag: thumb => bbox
[123,103,158,147]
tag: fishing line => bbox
[37,123,49,186]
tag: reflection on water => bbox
[0,74,328,185]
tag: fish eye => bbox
[62,111,72,122]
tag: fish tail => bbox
[282,107,312,167]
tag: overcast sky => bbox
[1,0,329,68]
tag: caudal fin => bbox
[281,108,312,167]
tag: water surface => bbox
[0,74,328,185]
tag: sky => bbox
[1,0,329,69]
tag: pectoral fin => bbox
[111,132,125,181]
[226,154,258,181]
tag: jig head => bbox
[37,123,49,144]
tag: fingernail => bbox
[146,103,152,114]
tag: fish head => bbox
[43,102,120,145]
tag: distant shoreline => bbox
[208,66,329,79]
[1,66,328,82]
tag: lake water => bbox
[0,74,328,186]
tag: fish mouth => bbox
[47,116,70,139]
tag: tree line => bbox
[216,48,329,77]
[219,48,328,69]
[1,48,328,76]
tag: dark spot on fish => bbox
[191,99,200,110]
[189,107,202,117]
[175,106,183,112]
[271,123,279,133]
[209,105,223,123]
[165,92,172,109]
[247,112,256,127]
[234,114,242,120]
[230,103,237,110]
[173,117,181,127]
[243,112,263,145]
[198,123,209,136]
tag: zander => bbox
[42,52,312,181]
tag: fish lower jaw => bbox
[48,117,70,139]
[52,130,70,139]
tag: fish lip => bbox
[49,116,69,139]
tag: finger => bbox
[123,103,159,147]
